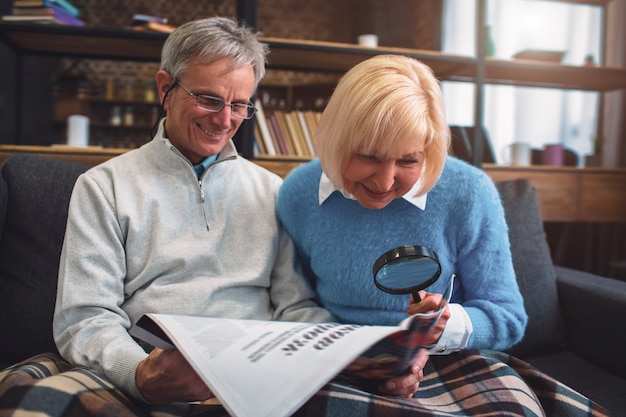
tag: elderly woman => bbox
[278,54,607,416]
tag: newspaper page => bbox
[130,275,454,417]
[347,274,454,378]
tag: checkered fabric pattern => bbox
[0,350,609,417]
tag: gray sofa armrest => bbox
[555,266,626,378]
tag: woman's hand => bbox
[407,291,451,348]
[377,348,429,398]
[136,347,214,403]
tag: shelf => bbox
[1,23,625,91]
[484,58,626,92]
[0,22,166,61]
[483,163,626,222]
[260,37,477,81]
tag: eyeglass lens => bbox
[196,96,255,119]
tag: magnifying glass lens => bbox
[373,245,441,301]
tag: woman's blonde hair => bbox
[315,54,450,195]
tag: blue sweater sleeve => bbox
[440,165,528,350]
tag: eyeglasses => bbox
[174,78,256,120]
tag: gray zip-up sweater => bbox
[54,123,334,400]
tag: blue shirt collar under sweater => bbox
[193,154,218,179]
[318,172,427,210]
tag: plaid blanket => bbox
[0,350,609,417]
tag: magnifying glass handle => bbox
[411,291,421,303]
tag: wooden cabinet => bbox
[483,164,626,222]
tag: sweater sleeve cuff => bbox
[428,303,472,355]
[108,348,150,401]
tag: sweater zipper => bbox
[198,180,205,201]
[167,144,235,232]
[197,179,210,231]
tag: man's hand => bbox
[377,348,429,398]
[136,347,214,403]
[407,291,451,347]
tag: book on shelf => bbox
[2,8,84,25]
[266,114,283,156]
[253,122,267,155]
[296,110,316,157]
[12,0,80,17]
[253,101,276,155]
[131,13,168,25]
[273,111,297,156]
[252,106,323,157]
[283,111,309,157]
[132,19,177,33]
[268,113,288,155]
[304,110,320,137]
[130,275,453,417]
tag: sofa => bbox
[1,153,625,415]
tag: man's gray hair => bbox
[161,17,269,90]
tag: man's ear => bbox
[155,70,175,108]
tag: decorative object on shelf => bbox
[105,79,114,100]
[502,142,531,166]
[123,106,134,126]
[512,50,566,63]
[143,79,156,103]
[110,105,122,126]
[531,147,578,167]
[66,114,89,147]
[358,34,378,48]
[542,143,564,166]
[584,54,596,67]
[123,79,134,101]
[485,25,495,57]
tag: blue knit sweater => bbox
[278,157,528,351]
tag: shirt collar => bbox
[318,172,427,210]
[193,154,218,179]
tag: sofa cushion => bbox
[495,179,566,358]
[0,154,89,365]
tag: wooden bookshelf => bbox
[2,145,625,223]
[1,23,625,91]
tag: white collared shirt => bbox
[318,172,428,209]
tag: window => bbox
[441,0,603,166]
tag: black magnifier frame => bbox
[372,245,442,303]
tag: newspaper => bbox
[130,275,454,417]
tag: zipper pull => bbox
[199,181,205,202]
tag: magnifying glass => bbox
[372,245,441,303]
